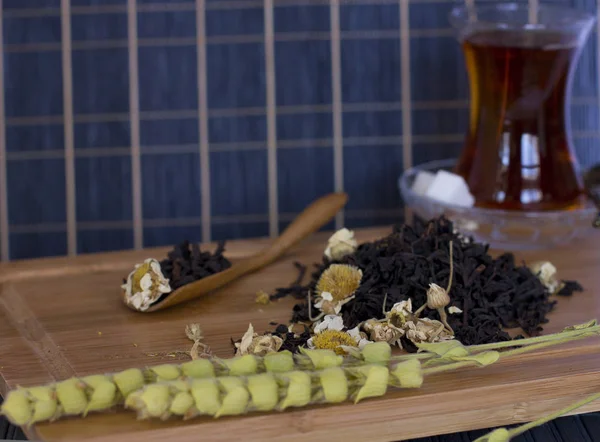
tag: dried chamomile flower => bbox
[235,324,257,355]
[185,324,212,360]
[347,326,373,349]
[314,264,362,315]
[386,299,413,328]
[122,258,171,312]
[426,283,450,310]
[362,319,404,347]
[308,314,372,354]
[255,290,271,305]
[313,315,344,333]
[307,330,358,355]
[234,324,283,357]
[414,241,455,334]
[250,335,284,357]
[324,228,358,261]
[405,318,453,344]
[448,306,462,314]
[529,261,563,294]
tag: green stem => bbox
[507,392,600,438]
[395,327,599,367]
[390,353,435,362]
[421,333,593,376]
[466,327,600,352]
[498,335,590,359]
[422,360,473,375]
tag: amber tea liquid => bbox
[455,29,586,211]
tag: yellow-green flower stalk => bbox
[2,319,599,427]
[124,361,424,420]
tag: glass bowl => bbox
[399,159,598,250]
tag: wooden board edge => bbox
[0,227,392,284]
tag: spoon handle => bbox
[253,192,348,267]
[143,192,348,312]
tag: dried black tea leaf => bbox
[271,216,581,349]
[159,240,232,291]
[556,280,584,296]
[268,324,312,354]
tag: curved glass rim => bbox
[449,3,595,31]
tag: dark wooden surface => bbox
[3,227,600,441]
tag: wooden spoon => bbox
[124,192,348,313]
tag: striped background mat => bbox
[0,0,598,261]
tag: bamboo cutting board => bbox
[2,227,600,442]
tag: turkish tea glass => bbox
[450,3,595,211]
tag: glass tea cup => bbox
[449,3,595,211]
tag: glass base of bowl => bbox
[399,159,598,250]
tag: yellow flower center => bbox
[311,330,357,355]
[131,262,151,291]
[316,264,362,302]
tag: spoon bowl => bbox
[123,192,349,312]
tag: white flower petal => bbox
[324,228,358,261]
[321,292,334,301]
[239,324,255,354]
[131,293,143,310]
[307,338,315,349]
[328,315,344,331]
[313,321,328,334]
[347,326,373,349]
[448,306,463,314]
[347,326,361,340]
[357,338,372,349]
[139,273,153,291]
[314,315,345,333]
[149,260,162,275]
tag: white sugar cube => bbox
[425,170,475,207]
[411,170,436,196]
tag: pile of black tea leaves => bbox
[272,215,581,349]
[160,240,232,291]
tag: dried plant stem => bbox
[3,321,599,427]
[125,362,421,420]
[445,240,454,294]
[414,240,454,333]
[307,291,324,322]
[422,360,475,376]
[437,240,454,334]
[507,392,600,438]
[495,337,590,358]
[126,327,600,422]
[423,333,598,377]
[475,392,600,442]
[471,324,600,352]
